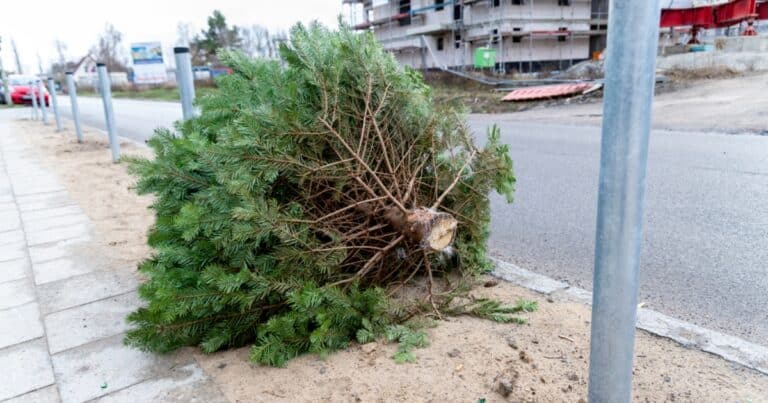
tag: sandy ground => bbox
[482,72,768,134]
[14,118,768,402]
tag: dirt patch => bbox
[662,66,741,82]
[485,71,768,134]
[430,84,520,114]
[15,119,768,402]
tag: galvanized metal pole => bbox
[587,1,661,403]
[47,77,62,131]
[29,81,38,120]
[174,47,196,120]
[65,72,83,143]
[0,59,9,105]
[37,79,48,124]
[96,63,120,162]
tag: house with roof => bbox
[71,54,129,88]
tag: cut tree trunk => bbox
[385,207,458,251]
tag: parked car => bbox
[7,75,50,106]
[0,83,6,104]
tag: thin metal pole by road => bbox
[174,47,196,120]
[96,63,120,162]
[65,72,83,143]
[37,79,48,124]
[47,77,62,131]
[587,1,661,402]
[29,81,38,120]
[0,60,9,104]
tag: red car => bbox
[7,75,50,106]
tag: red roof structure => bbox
[501,83,595,102]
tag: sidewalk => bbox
[0,114,226,402]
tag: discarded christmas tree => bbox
[125,23,532,367]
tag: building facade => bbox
[345,0,609,73]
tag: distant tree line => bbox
[180,10,288,66]
[46,9,288,81]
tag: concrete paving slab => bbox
[0,194,13,204]
[15,192,75,212]
[37,269,139,315]
[28,238,90,264]
[18,198,78,213]
[15,190,69,204]
[491,257,569,294]
[557,286,593,306]
[93,362,226,403]
[45,292,141,354]
[0,258,30,283]
[0,230,26,246]
[33,257,97,285]
[21,205,84,222]
[0,201,16,212]
[13,184,66,198]
[0,302,45,348]
[52,334,186,403]
[1,242,27,262]
[0,338,56,401]
[26,223,91,247]
[0,212,21,232]
[4,385,60,403]
[0,277,36,310]
[24,214,89,233]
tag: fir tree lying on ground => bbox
[125,23,534,366]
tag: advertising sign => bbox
[130,42,166,84]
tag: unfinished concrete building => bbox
[344,0,609,73]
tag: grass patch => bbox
[79,86,219,102]
[430,84,519,114]
[662,66,740,81]
[423,71,519,114]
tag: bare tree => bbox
[51,40,75,82]
[240,25,288,59]
[54,40,67,68]
[91,24,128,72]
[268,30,288,59]
[37,54,44,75]
[241,25,270,58]
[176,22,194,46]
[11,38,22,74]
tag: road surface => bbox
[58,96,181,143]
[55,97,768,345]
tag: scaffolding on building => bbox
[344,0,606,74]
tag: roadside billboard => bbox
[130,42,166,84]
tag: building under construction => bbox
[344,0,610,73]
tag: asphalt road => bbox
[58,96,181,143]
[56,97,768,345]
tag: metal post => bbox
[37,79,48,124]
[587,1,661,403]
[174,47,196,120]
[0,59,9,105]
[29,81,38,120]
[65,72,83,143]
[96,63,120,162]
[420,36,427,71]
[47,78,62,131]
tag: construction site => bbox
[344,0,609,73]
[344,0,768,75]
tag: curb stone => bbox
[490,257,768,376]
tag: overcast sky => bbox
[0,0,348,74]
